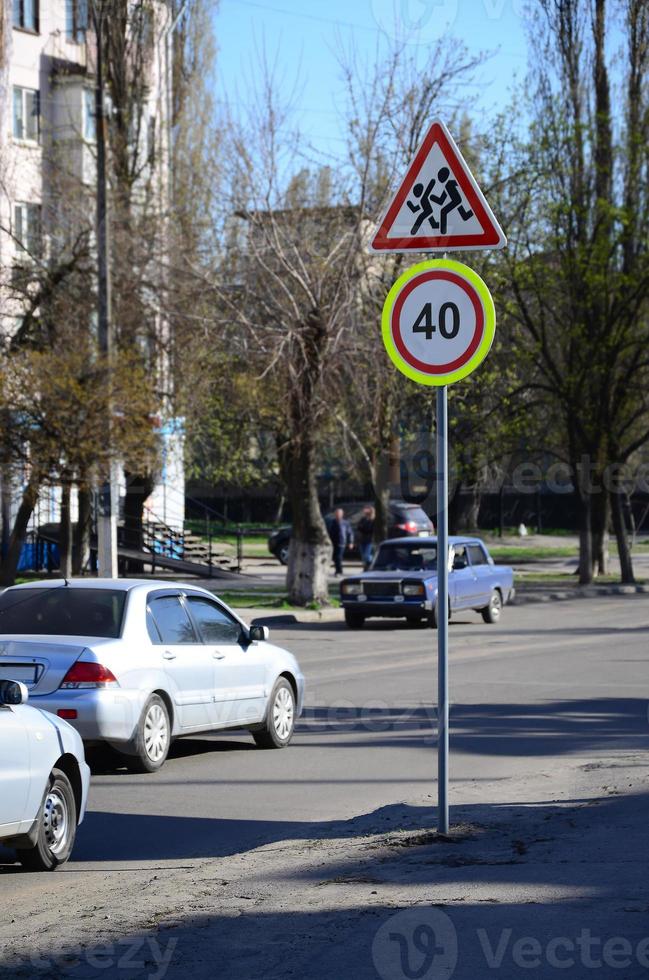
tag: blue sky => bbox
[213,0,530,161]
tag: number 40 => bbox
[412,302,460,340]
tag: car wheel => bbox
[481,590,503,624]
[17,769,77,871]
[128,694,171,772]
[278,545,289,565]
[344,609,365,629]
[253,678,296,749]
[427,600,451,629]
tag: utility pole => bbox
[93,2,118,578]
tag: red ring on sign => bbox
[391,270,484,375]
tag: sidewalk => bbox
[2,752,647,979]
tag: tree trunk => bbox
[372,434,400,541]
[591,489,610,576]
[573,450,595,585]
[373,482,391,545]
[0,477,39,587]
[280,436,330,606]
[73,486,92,575]
[123,471,155,573]
[1,466,12,560]
[449,481,481,534]
[59,483,73,580]
[611,487,635,584]
[577,492,593,585]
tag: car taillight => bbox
[397,520,418,533]
[60,662,118,689]
[58,709,78,720]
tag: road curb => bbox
[514,583,649,605]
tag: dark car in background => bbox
[267,501,434,565]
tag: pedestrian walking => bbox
[356,505,376,570]
[328,507,353,576]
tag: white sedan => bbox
[0,679,90,870]
[0,579,305,772]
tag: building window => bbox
[84,88,96,140]
[66,0,88,43]
[14,203,42,256]
[12,0,39,32]
[12,86,40,142]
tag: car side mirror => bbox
[249,625,270,643]
[0,679,28,706]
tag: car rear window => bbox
[396,505,431,524]
[0,588,126,638]
[373,543,437,571]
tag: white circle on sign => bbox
[396,277,480,368]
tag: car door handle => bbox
[162,651,176,660]
[213,652,226,660]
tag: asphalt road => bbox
[2,593,647,885]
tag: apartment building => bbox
[0,1,184,566]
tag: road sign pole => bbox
[436,384,449,835]
[372,121,504,835]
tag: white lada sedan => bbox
[0,580,305,772]
[0,679,90,870]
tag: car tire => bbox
[481,590,503,624]
[253,678,296,749]
[427,600,451,629]
[17,769,77,872]
[278,545,289,565]
[127,694,171,772]
[344,609,365,629]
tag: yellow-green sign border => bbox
[381,258,496,386]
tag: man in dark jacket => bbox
[328,507,353,576]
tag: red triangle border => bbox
[370,122,502,251]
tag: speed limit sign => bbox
[381,258,495,386]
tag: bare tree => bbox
[218,150,364,604]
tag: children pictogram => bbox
[431,167,474,235]
[370,120,506,253]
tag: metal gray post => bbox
[436,384,449,834]
[93,3,118,578]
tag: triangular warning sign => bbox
[369,120,506,254]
